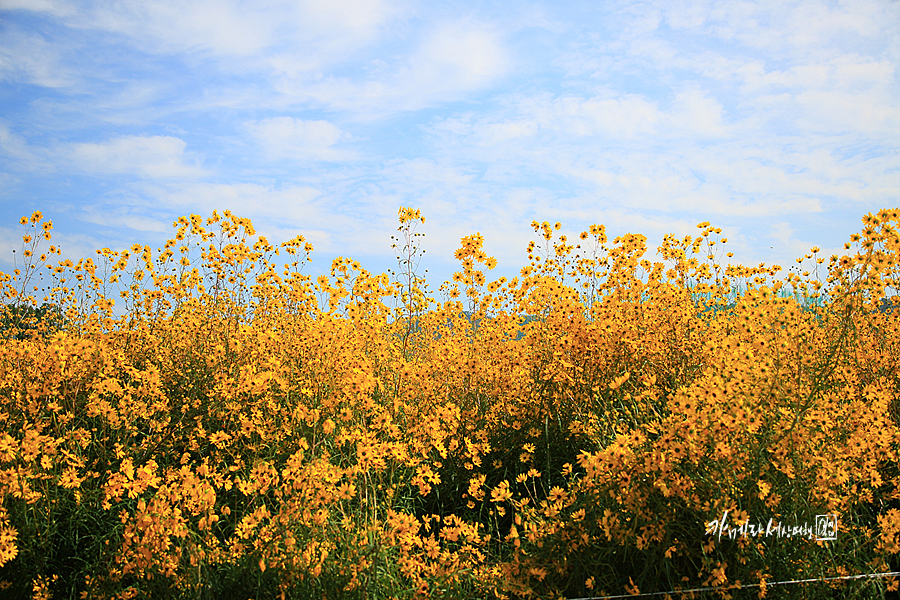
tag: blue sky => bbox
[1,0,898,308]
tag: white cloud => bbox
[429,91,663,147]
[245,117,356,161]
[381,158,474,190]
[84,1,274,57]
[423,87,894,221]
[76,206,170,233]
[769,221,817,260]
[0,172,16,192]
[667,89,727,137]
[0,0,77,18]
[0,122,58,175]
[429,88,730,147]
[135,182,327,224]
[66,135,206,178]
[3,3,502,119]
[572,94,661,137]
[410,21,507,91]
[0,122,36,160]
[792,90,900,135]
[278,19,509,114]
[662,0,712,29]
[694,0,894,52]
[5,0,407,67]
[0,28,79,88]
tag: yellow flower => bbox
[490,480,512,503]
[609,372,630,391]
[548,486,567,504]
[209,431,232,448]
[337,482,356,500]
[59,467,83,489]
[0,525,18,566]
[0,435,17,463]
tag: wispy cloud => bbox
[245,118,357,162]
[0,27,80,88]
[64,136,207,178]
[0,123,37,161]
[10,0,406,61]
[273,18,509,115]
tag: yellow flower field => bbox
[0,207,899,599]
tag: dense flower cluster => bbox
[0,207,899,599]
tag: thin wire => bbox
[567,570,900,600]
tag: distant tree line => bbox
[0,302,67,341]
